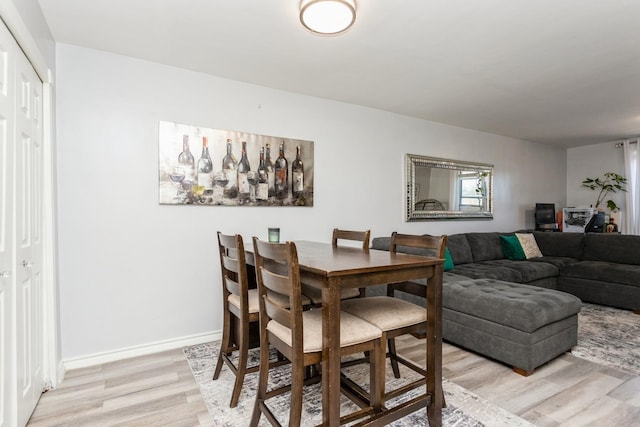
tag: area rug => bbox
[571,302,640,375]
[184,342,532,427]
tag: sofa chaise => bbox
[369,231,640,375]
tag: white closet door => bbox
[14,38,44,427]
[0,18,16,427]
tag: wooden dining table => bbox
[290,241,445,427]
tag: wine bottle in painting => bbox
[237,141,251,202]
[222,139,238,198]
[256,147,269,201]
[178,135,195,191]
[291,145,304,203]
[274,142,288,200]
[265,143,275,198]
[197,136,213,195]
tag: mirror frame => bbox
[405,154,494,221]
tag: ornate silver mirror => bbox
[405,154,494,221]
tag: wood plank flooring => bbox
[27,338,640,426]
[27,348,213,427]
[399,336,640,427]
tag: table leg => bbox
[426,265,444,427]
[322,279,342,426]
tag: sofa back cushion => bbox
[465,232,504,262]
[371,236,390,251]
[446,234,474,265]
[533,231,584,259]
[583,233,640,265]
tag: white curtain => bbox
[623,139,640,235]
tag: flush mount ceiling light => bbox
[300,0,357,35]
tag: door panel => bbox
[14,37,43,427]
[0,20,14,427]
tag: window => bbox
[458,172,484,209]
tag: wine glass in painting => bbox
[168,166,186,199]
[215,171,229,188]
[213,171,228,201]
[247,171,258,201]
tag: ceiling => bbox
[38,0,640,148]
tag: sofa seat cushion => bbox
[451,263,523,283]
[454,262,522,283]
[560,260,640,288]
[444,279,582,333]
[473,260,558,283]
[444,272,474,283]
[529,256,580,269]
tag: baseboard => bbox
[62,330,221,372]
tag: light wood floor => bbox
[27,337,640,426]
[27,348,213,427]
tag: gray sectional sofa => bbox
[369,231,640,374]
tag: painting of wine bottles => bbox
[158,121,314,206]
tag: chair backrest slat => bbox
[390,232,447,259]
[253,237,303,346]
[224,276,241,297]
[217,232,250,313]
[260,268,292,297]
[223,255,240,275]
[332,228,371,249]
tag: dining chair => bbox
[341,232,447,402]
[213,232,302,407]
[250,237,384,427]
[332,227,371,249]
[301,228,371,305]
[212,232,259,408]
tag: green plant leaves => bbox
[581,172,627,211]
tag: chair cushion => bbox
[228,289,260,314]
[229,289,310,313]
[341,296,426,331]
[266,309,382,353]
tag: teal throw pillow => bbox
[500,235,526,261]
[444,247,454,271]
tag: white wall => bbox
[56,43,567,360]
[567,141,626,209]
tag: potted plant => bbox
[581,172,627,211]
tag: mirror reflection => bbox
[406,154,494,221]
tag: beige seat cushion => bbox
[341,296,426,331]
[301,283,360,304]
[267,309,382,353]
[229,289,310,313]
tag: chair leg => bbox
[388,337,401,378]
[249,332,270,427]
[289,358,304,427]
[213,309,232,381]
[229,316,250,408]
[369,339,384,411]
